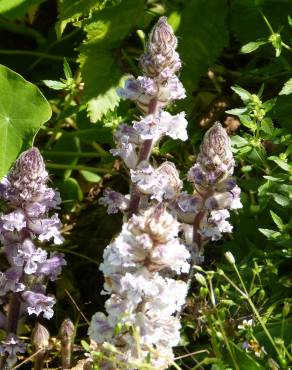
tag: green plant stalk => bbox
[42,151,107,158]
[0,50,75,62]
[45,163,111,173]
[232,264,287,361]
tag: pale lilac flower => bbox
[0,334,26,367]
[22,291,56,320]
[13,239,47,275]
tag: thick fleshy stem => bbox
[59,318,75,369]
[128,98,159,216]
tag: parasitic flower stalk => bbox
[89,206,190,369]
[0,148,66,367]
[91,17,191,369]
[114,16,187,216]
[177,122,242,258]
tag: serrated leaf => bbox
[239,115,257,131]
[231,85,252,103]
[261,117,274,135]
[56,0,119,37]
[225,107,247,115]
[268,192,291,207]
[259,228,281,239]
[279,78,292,95]
[263,175,283,182]
[0,64,51,179]
[43,80,67,90]
[0,0,44,19]
[268,156,290,171]
[270,210,284,229]
[177,0,228,93]
[240,40,267,53]
[78,0,144,122]
[63,58,72,79]
[80,170,101,183]
[231,135,249,147]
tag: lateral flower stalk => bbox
[0,148,66,367]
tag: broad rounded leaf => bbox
[0,64,52,179]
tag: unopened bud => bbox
[60,318,74,341]
[225,251,235,265]
[32,323,50,350]
[195,273,207,287]
[149,17,177,50]
[59,318,75,369]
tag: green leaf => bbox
[63,58,72,80]
[43,80,67,90]
[279,78,292,95]
[288,15,292,26]
[240,40,267,53]
[231,135,249,147]
[0,0,45,19]
[78,0,144,122]
[177,0,228,93]
[259,228,281,239]
[225,107,247,115]
[268,156,290,171]
[55,177,83,212]
[239,115,257,131]
[267,192,291,207]
[80,170,101,183]
[270,210,284,230]
[231,85,252,103]
[0,64,51,180]
[260,117,274,134]
[44,135,80,178]
[56,0,119,37]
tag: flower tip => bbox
[224,251,236,265]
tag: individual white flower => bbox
[158,111,188,141]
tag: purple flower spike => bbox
[0,147,66,361]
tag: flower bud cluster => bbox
[89,206,190,369]
[174,123,242,250]
[0,148,66,362]
[112,16,187,173]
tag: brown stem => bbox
[7,292,21,334]
[128,98,159,217]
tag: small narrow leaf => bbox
[279,78,292,95]
[261,117,274,135]
[240,40,267,53]
[231,85,252,103]
[259,228,281,239]
[43,80,67,90]
[270,210,284,230]
[80,170,101,183]
[268,156,290,171]
[63,58,72,80]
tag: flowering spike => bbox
[0,148,65,366]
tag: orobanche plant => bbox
[0,148,66,368]
[87,17,241,370]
